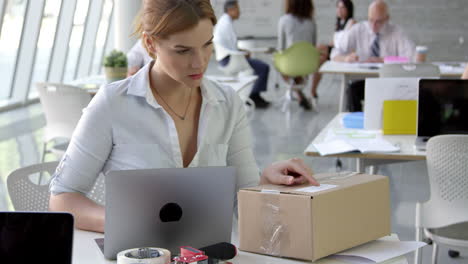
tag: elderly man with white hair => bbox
[331,0,415,111]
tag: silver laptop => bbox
[104,167,236,259]
[416,79,468,150]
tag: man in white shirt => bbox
[213,0,270,108]
[331,0,415,111]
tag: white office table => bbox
[73,229,408,264]
[319,61,466,112]
[304,113,426,173]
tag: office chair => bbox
[36,82,92,163]
[379,63,440,78]
[273,41,320,112]
[415,135,468,264]
[7,161,105,211]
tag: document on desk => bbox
[306,129,400,156]
[329,240,426,264]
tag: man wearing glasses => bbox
[331,0,415,111]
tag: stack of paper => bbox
[306,129,400,156]
[310,138,400,156]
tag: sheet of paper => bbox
[295,184,337,193]
[312,140,357,156]
[350,138,400,153]
[333,240,426,263]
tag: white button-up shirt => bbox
[331,21,415,62]
[50,62,260,195]
[213,14,240,61]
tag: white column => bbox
[113,0,142,53]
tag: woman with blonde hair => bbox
[49,0,318,233]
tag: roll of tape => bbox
[117,247,171,264]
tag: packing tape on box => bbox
[259,191,288,256]
[117,247,171,264]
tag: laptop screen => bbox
[0,212,74,264]
[418,79,468,137]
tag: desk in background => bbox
[305,113,426,174]
[73,229,408,264]
[319,61,466,112]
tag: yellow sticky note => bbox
[382,100,417,135]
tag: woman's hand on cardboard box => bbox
[260,158,319,186]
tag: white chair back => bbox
[420,135,468,228]
[415,135,468,264]
[379,63,440,78]
[7,162,105,211]
[36,82,92,142]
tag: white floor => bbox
[0,58,466,263]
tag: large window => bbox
[0,0,27,103]
[0,0,115,110]
[63,0,89,83]
[92,0,113,75]
[28,0,61,99]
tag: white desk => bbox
[73,229,408,264]
[305,113,426,173]
[319,61,466,112]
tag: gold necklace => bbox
[153,85,193,121]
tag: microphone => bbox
[199,242,237,260]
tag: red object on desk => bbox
[173,246,208,263]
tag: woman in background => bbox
[277,0,317,110]
[313,0,356,108]
[332,0,356,51]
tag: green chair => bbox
[273,41,320,111]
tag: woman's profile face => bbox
[336,1,348,19]
[151,18,214,88]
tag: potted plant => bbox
[103,49,128,82]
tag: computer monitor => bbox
[0,212,74,264]
[416,79,468,150]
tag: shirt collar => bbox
[126,60,225,108]
[365,21,390,36]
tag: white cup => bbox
[415,46,428,62]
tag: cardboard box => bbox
[238,173,390,261]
